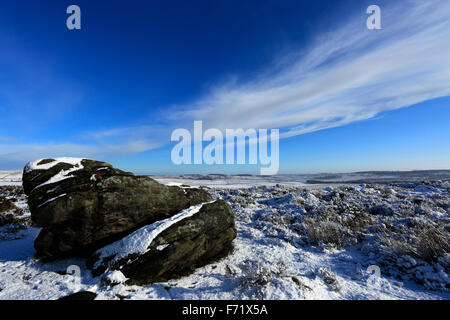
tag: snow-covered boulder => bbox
[88,200,237,285]
[22,158,213,260]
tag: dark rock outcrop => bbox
[23,158,212,260]
[88,200,237,285]
[0,214,8,227]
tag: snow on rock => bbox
[37,193,66,208]
[27,158,86,191]
[156,244,170,251]
[93,203,209,270]
[24,157,85,173]
[102,271,128,285]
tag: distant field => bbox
[152,170,450,189]
[0,171,22,186]
[2,170,450,188]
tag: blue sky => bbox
[0,0,449,174]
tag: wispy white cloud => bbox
[168,0,450,138]
[0,124,171,168]
[83,125,169,146]
[0,124,170,168]
[0,140,161,169]
[0,137,18,142]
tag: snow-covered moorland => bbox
[0,173,449,300]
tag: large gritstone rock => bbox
[88,200,237,285]
[23,158,212,260]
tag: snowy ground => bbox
[0,172,449,300]
[0,171,22,186]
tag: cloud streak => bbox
[169,0,450,138]
[0,140,162,170]
[0,124,171,169]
